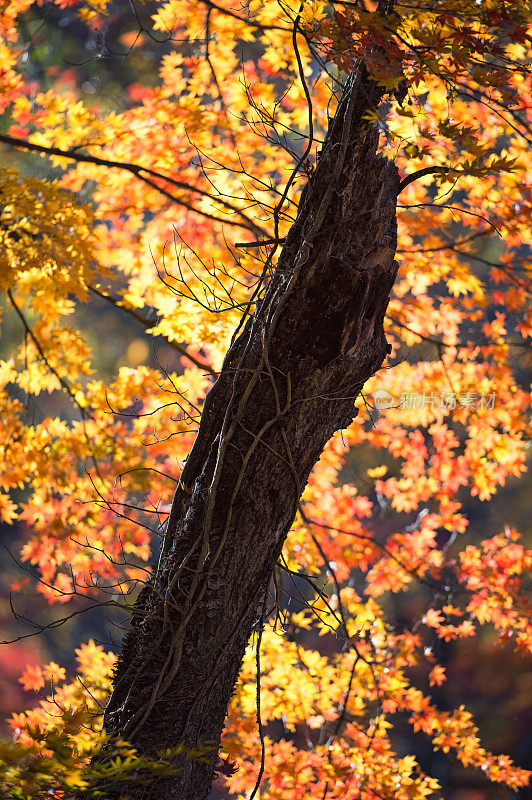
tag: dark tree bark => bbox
[96,65,400,799]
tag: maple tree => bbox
[0,0,531,799]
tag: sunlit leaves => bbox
[0,168,97,301]
[2,643,201,798]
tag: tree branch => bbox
[0,133,266,235]
[398,166,450,192]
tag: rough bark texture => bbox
[97,66,400,799]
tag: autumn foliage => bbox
[0,0,531,798]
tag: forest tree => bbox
[0,1,531,800]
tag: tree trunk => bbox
[97,66,399,799]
